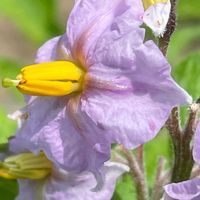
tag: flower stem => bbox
[151,157,170,200]
[121,146,149,200]
[166,107,183,182]
[137,145,144,172]
[168,103,199,183]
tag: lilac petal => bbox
[16,179,46,200]
[82,89,170,148]
[164,178,200,200]
[193,122,200,166]
[35,36,61,63]
[16,162,128,200]
[82,42,191,149]
[35,34,73,64]
[91,28,145,68]
[67,0,144,67]
[10,96,110,173]
[132,41,192,105]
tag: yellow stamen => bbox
[2,61,84,96]
[0,152,52,180]
[142,0,168,10]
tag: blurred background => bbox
[0,0,199,199]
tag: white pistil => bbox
[2,78,21,88]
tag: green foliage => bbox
[0,59,22,144]
[0,58,23,101]
[178,0,200,21]
[173,52,200,125]
[0,59,20,199]
[0,109,16,144]
[112,130,171,200]
[0,178,18,200]
[0,0,62,44]
[144,130,172,186]
[112,174,136,200]
[173,52,200,100]
[168,26,200,65]
[0,58,19,77]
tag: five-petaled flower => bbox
[3,0,191,176]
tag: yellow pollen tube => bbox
[142,0,168,10]
[2,61,84,96]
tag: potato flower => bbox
[3,0,191,175]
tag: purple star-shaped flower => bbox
[164,122,200,200]
[10,0,191,174]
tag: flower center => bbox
[142,0,168,10]
[2,61,84,96]
[0,152,52,180]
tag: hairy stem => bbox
[137,145,144,172]
[166,107,182,182]
[121,146,149,200]
[169,103,199,182]
[151,157,166,200]
[179,103,200,180]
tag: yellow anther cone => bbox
[20,61,82,81]
[18,80,80,96]
[2,61,84,96]
[0,152,52,180]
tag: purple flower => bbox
[8,0,191,174]
[164,123,200,200]
[0,143,128,200]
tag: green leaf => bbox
[0,0,61,44]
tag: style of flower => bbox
[142,0,171,36]
[0,149,128,200]
[164,123,200,200]
[3,0,191,175]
